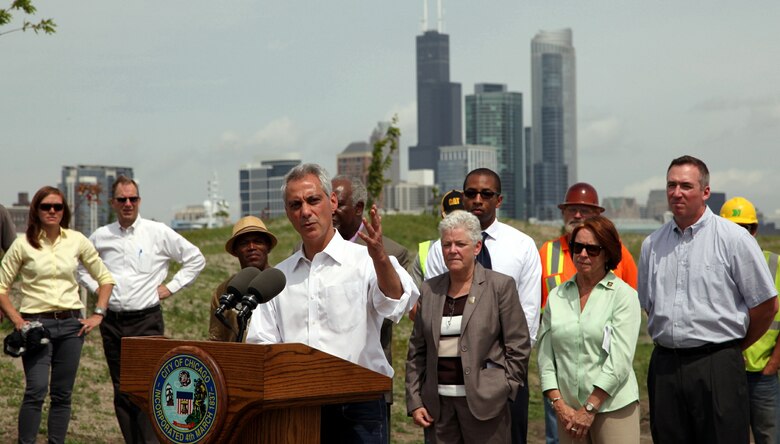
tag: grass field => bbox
[0,214,777,443]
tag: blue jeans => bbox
[747,371,780,444]
[544,396,559,444]
[18,317,84,444]
[320,398,387,444]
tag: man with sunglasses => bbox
[78,176,205,444]
[425,168,541,444]
[639,156,777,443]
[537,182,637,444]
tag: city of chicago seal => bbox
[151,348,224,443]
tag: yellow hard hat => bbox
[720,197,758,225]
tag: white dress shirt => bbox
[426,219,542,344]
[78,216,206,312]
[246,231,419,377]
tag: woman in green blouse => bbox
[537,216,640,443]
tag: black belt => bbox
[106,304,161,321]
[21,309,81,320]
[654,339,741,357]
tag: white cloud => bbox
[622,175,666,203]
[384,101,418,148]
[248,117,300,150]
[579,116,623,154]
[213,117,301,159]
[711,169,765,190]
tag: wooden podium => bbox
[120,337,391,443]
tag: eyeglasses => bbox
[39,203,64,212]
[571,242,604,257]
[115,196,140,203]
[464,189,499,199]
[564,206,597,217]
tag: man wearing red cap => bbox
[538,182,637,444]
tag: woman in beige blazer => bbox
[406,210,531,443]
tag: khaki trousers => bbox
[556,401,640,444]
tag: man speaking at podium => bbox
[246,163,419,444]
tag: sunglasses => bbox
[39,203,64,212]
[464,189,499,199]
[571,241,604,257]
[115,196,140,203]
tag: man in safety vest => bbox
[721,196,780,444]
[410,189,465,293]
[538,182,638,444]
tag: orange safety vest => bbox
[539,234,638,310]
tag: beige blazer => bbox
[405,263,531,421]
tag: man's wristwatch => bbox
[93,307,107,317]
[585,402,598,413]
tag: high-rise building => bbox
[531,28,577,220]
[61,165,134,235]
[408,13,462,176]
[437,145,498,195]
[337,141,372,186]
[645,189,668,222]
[7,192,30,234]
[466,83,525,219]
[383,169,436,214]
[337,121,402,190]
[370,121,401,185]
[239,158,301,219]
[707,192,726,216]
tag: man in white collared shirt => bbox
[246,163,418,444]
[79,176,205,444]
[425,168,541,444]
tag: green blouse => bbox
[537,271,640,412]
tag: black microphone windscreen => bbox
[227,266,262,296]
[247,268,287,304]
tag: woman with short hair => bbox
[0,186,114,444]
[406,210,530,443]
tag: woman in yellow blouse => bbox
[537,216,640,443]
[0,186,115,444]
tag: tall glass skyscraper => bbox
[239,159,300,219]
[465,83,525,219]
[409,29,462,176]
[531,29,577,220]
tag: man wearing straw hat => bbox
[209,216,278,342]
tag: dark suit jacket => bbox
[405,263,531,421]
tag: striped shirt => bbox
[438,294,467,396]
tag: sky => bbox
[2,1,779,224]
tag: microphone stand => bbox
[235,311,251,343]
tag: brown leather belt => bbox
[21,309,81,320]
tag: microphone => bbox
[214,267,261,319]
[237,268,287,320]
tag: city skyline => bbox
[2,1,779,223]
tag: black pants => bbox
[18,316,83,444]
[321,398,387,444]
[101,307,164,444]
[510,378,529,444]
[648,341,749,444]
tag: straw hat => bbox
[224,216,277,255]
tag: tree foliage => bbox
[366,115,400,209]
[0,0,56,37]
